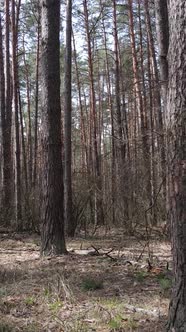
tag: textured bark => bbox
[0,13,5,137]
[154,0,169,91]
[23,35,33,188]
[166,0,186,330]
[33,16,40,189]
[128,0,148,158]
[138,0,147,125]
[72,30,88,170]
[64,0,75,237]
[0,13,6,208]
[40,0,67,255]
[147,38,157,224]
[112,0,125,164]
[12,0,22,226]
[3,0,14,220]
[18,89,28,191]
[83,0,99,177]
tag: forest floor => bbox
[0,228,171,332]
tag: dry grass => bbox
[0,229,171,331]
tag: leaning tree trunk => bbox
[40,0,67,255]
[166,0,186,330]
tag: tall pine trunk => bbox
[33,15,40,189]
[40,0,67,255]
[64,0,75,237]
[0,13,6,210]
[83,0,104,226]
[3,0,13,222]
[166,0,186,330]
[11,0,22,227]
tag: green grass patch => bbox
[98,297,121,309]
[135,271,148,282]
[108,314,123,330]
[25,296,36,306]
[159,278,172,291]
[49,299,63,312]
[43,286,51,298]
[0,288,8,298]
[157,275,172,291]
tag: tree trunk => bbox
[72,30,88,171]
[83,0,104,226]
[128,0,151,210]
[23,34,33,188]
[154,0,169,95]
[144,0,166,200]
[40,0,67,255]
[11,0,22,227]
[33,15,40,189]
[64,0,75,237]
[3,0,14,222]
[166,1,186,330]
[0,13,6,209]
[128,0,149,159]
[100,0,116,224]
[112,0,125,164]
[18,89,28,192]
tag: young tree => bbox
[40,0,67,255]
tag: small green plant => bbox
[49,300,63,313]
[0,288,7,298]
[158,276,172,291]
[25,296,36,306]
[135,271,147,282]
[156,272,172,290]
[81,277,103,291]
[108,314,123,330]
[99,297,120,309]
[44,287,51,298]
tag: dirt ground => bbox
[0,229,171,331]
